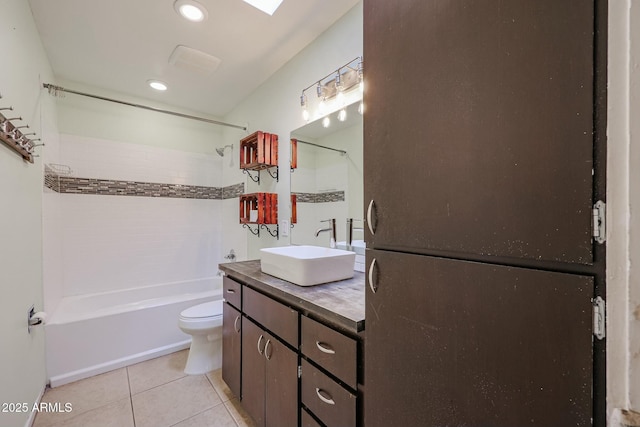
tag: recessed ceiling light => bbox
[174,0,208,22]
[147,80,168,91]
[242,0,284,16]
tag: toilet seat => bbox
[179,300,223,320]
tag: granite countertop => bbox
[219,260,365,336]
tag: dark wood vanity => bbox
[219,260,365,427]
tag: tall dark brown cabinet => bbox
[363,1,606,426]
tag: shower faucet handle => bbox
[224,249,236,261]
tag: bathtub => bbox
[46,277,222,387]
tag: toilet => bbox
[178,300,223,375]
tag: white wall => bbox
[221,2,363,259]
[606,0,639,421]
[0,1,56,426]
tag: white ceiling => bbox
[27,0,359,118]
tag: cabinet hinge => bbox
[297,365,302,378]
[592,296,606,340]
[592,201,606,244]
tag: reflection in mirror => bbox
[290,101,363,248]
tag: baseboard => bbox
[48,340,191,388]
[24,383,46,427]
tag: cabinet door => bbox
[364,0,595,265]
[365,249,594,426]
[264,335,298,427]
[241,317,266,427]
[222,302,241,399]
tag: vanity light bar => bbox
[300,56,363,122]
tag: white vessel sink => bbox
[260,245,355,286]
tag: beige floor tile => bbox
[128,349,188,394]
[132,374,221,427]
[34,397,134,427]
[205,369,236,403]
[171,404,237,427]
[33,368,130,426]
[224,398,256,427]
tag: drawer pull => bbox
[226,288,236,293]
[264,339,272,360]
[367,199,376,235]
[257,335,265,355]
[315,388,336,405]
[233,316,240,333]
[315,341,336,355]
[368,258,378,294]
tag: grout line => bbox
[203,373,227,408]
[126,367,137,427]
[129,372,189,396]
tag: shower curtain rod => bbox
[296,139,347,155]
[43,83,247,131]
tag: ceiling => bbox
[27,0,359,118]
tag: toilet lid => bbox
[180,300,223,319]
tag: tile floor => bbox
[33,350,256,427]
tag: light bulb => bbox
[338,108,347,122]
[336,90,345,105]
[360,80,364,93]
[174,0,208,22]
[147,80,168,91]
[358,101,364,115]
[322,116,331,128]
[300,93,309,121]
[318,98,326,114]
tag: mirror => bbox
[290,101,363,248]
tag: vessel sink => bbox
[260,245,355,286]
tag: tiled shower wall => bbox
[44,134,240,299]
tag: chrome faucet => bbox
[346,218,364,250]
[315,218,337,248]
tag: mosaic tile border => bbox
[292,191,345,203]
[44,167,244,200]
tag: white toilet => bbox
[178,300,223,375]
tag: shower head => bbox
[216,144,233,157]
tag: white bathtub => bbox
[46,278,222,387]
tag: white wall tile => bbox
[60,195,222,295]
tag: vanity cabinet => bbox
[219,263,365,427]
[222,277,242,399]
[222,302,241,398]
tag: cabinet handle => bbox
[257,335,265,355]
[234,316,240,333]
[315,388,336,405]
[367,199,376,235]
[368,258,378,294]
[226,288,236,293]
[315,341,336,355]
[264,339,272,360]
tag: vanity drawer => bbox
[301,315,357,389]
[243,285,298,347]
[301,359,356,427]
[222,276,242,309]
